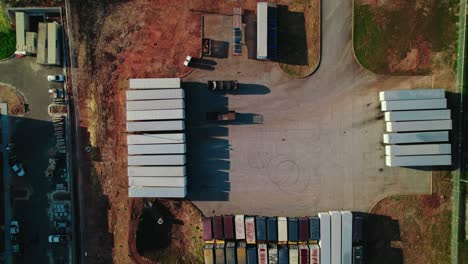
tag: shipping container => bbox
[216,243,225,264]
[384,109,450,122]
[298,217,309,242]
[330,211,341,264]
[128,186,186,198]
[288,218,299,243]
[383,131,449,144]
[352,217,365,244]
[235,215,246,240]
[226,242,237,264]
[256,217,267,242]
[379,89,445,101]
[126,120,185,132]
[248,246,258,264]
[126,109,185,121]
[267,217,278,242]
[278,246,289,264]
[129,78,181,89]
[126,99,185,111]
[381,98,447,111]
[204,244,215,264]
[127,166,185,177]
[127,155,185,166]
[126,89,184,100]
[386,154,452,167]
[386,120,452,132]
[278,217,288,244]
[127,133,185,145]
[224,215,235,240]
[246,216,256,244]
[203,217,213,241]
[128,176,185,187]
[318,212,331,264]
[309,217,320,241]
[237,242,247,264]
[309,245,320,264]
[340,211,353,264]
[268,244,278,264]
[258,243,268,264]
[214,216,224,240]
[299,245,309,264]
[128,144,186,155]
[385,144,451,156]
[352,246,364,264]
[289,245,299,264]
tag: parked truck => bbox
[386,120,452,132]
[385,144,451,156]
[226,242,236,264]
[213,216,224,240]
[268,244,278,264]
[383,131,449,144]
[318,212,331,264]
[352,216,366,244]
[203,217,213,241]
[386,155,452,167]
[237,242,247,264]
[309,244,320,264]
[289,245,299,264]
[352,245,364,264]
[279,246,289,264]
[245,216,256,244]
[267,217,278,242]
[224,215,235,240]
[299,244,309,264]
[379,89,445,101]
[235,215,246,240]
[278,217,288,244]
[309,217,320,241]
[330,211,342,264]
[258,243,268,264]
[299,217,309,242]
[256,216,267,242]
[288,217,299,243]
[215,243,225,264]
[381,98,447,111]
[384,109,450,122]
[204,244,215,264]
[247,246,258,264]
[341,211,353,264]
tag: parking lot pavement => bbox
[184,0,433,216]
[0,57,71,263]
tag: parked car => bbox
[47,75,65,82]
[10,221,19,235]
[48,235,70,244]
[48,88,65,99]
[11,164,25,177]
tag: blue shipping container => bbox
[256,217,267,242]
[247,247,258,264]
[288,217,299,242]
[226,242,236,264]
[309,217,320,241]
[267,217,278,242]
[278,246,289,264]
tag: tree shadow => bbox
[243,9,257,60]
[278,5,308,65]
[209,40,229,59]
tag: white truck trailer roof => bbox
[384,110,450,122]
[235,215,246,240]
[126,109,185,121]
[379,89,445,101]
[277,217,288,244]
[386,120,452,132]
[127,155,186,166]
[386,155,451,166]
[126,89,184,100]
[381,99,447,111]
[128,143,186,155]
[256,2,268,60]
[309,244,320,264]
[128,166,186,177]
[318,212,331,264]
[288,245,299,264]
[383,131,449,144]
[126,99,184,111]
[129,78,180,89]
[385,144,451,156]
[127,133,185,145]
[340,211,352,264]
[126,120,184,132]
[128,186,186,198]
[330,211,342,264]
[128,176,186,187]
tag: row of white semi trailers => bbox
[126,78,187,198]
[380,89,452,167]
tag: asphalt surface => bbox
[0,57,71,263]
[185,0,433,216]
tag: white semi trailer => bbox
[126,109,185,121]
[318,212,331,264]
[126,99,184,111]
[128,177,186,187]
[126,89,184,100]
[128,186,186,198]
[385,144,451,156]
[384,109,450,122]
[330,211,342,264]
[386,120,452,132]
[126,120,185,132]
[127,133,185,144]
[383,131,448,144]
[379,89,445,101]
[128,143,186,155]
[127,166,186,177]
[127,155,186,166]
[381,99,447,111]
[129,78,180,89]
[386,155,452,166]
[341,211,353,264]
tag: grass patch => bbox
[0,2,15,59]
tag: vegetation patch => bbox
[0,2,15,59]
[278,0,321,77]
[353,0,458,75]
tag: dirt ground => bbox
[368,171,452,264]
[0,83,25,116]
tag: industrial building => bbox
[37,22,62,65]
[256,2,278,60]
[380,89,452,167]
[126,78,186,198]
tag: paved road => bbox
[185,0,433,216]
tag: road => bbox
[185,0,433,215]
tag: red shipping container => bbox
[203,217,213,241]
[299,217,310,242]
[213,216,224,240]
[223,215,235,240]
